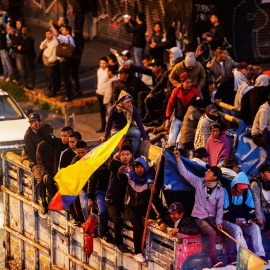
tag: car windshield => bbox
[0,96,24,120]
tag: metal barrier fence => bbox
[1,149,227,270]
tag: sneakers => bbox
[117,244,130,253]
[5,77,11,82]
[0,76,5,81]
[212,260,223,268]
[134,253,146,263]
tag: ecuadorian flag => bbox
[236,246,265,270]
[49,123,130,210]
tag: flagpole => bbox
[141,148,165,253]
[220,229,267,265]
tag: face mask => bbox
[170,58,175,66]
[206,113,219,121]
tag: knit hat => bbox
[209,166,222,180]
[166,47,183,59]
[184,52,196,67]
[206,104,218,113]
[179,72,191,82]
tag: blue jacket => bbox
[118,157,154,207]
[223,172,255,223]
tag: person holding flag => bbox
[174,148,224,268]
[100,90,149,156]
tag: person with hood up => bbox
[169,52,206,92]
[194,104,219,149]
[174,149,224,268]
[214,62,251,112]
[206,123,231,166]
[250,163,270,231]
[100,91,149,155]
[251,94,270,150]
[249,74,270,122]
[220,156,240,179]
[234,71,257,110]
[165,72,201,147]
[222,172,265,259]
[118,157,154,263]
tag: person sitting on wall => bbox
[99,91,149,156]
[220,156,241,179]
[174,148,224,268]
[157,202,199,237]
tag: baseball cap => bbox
[238,62,250,70]
[237,183,249,189]
[119,94,133,103]
[168,202,185,214]
[28,113,41,122]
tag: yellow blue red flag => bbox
[49,122,130,210]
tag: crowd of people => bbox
[9,9,270,268]
[0,6,84,102]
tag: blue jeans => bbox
[15,53,24,83]
[79,190,90,221]
[134,47,144,67]
[112,125,142,154]
[0,49,13,77]
[95,190,109,236]
[168,118,183,147]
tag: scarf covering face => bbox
[116,103,133,123]
[206,113,219,121]
[232,69,246,91]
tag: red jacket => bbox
[166,87,201,120]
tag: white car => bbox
[0,89,29,151]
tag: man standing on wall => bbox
[124,12,146,67]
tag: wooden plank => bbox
[4,224,50,255]
[68,254,95,270]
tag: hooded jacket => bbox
[169,60,206,90]
[118,157,154,208]
[223,172,255,223]
[251,101,270,136]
